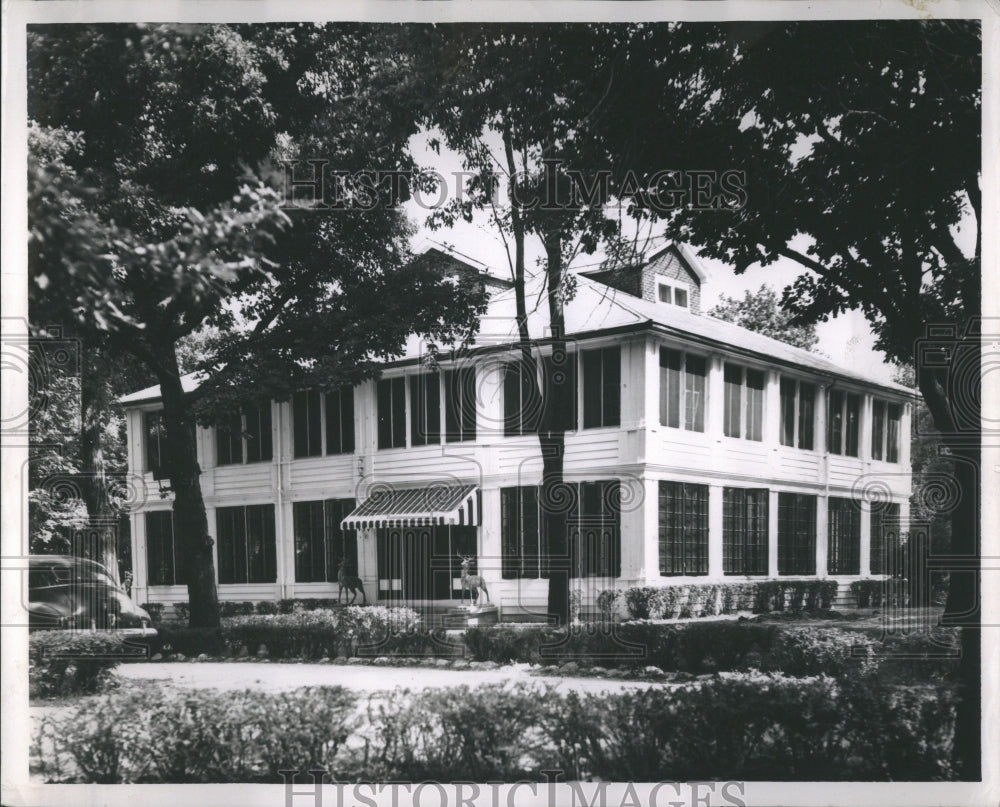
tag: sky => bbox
[401,132,900,385]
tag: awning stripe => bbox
[340,483,479,530]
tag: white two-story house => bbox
[121,244,914,619]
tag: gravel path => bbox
[115,661,664,694]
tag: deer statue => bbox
[459,555,490,606]
[337,559,366,605]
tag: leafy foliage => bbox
[29,631,141,697]
[33,677,955,782]
[710,284,819,351]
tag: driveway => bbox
[116,661,663,695]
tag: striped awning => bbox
[340,483,479,530]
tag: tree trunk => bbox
[916,364,980,780]
[945,442,981,781]
[78,346,118,578]
[541,232,570,626]
[156,348,220,629]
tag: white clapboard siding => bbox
[774,447,823,484]
[287,455,355,490]
[212,462,275,498]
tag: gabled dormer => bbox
[580,243,707,313]
[411,245,513,296]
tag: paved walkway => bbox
[117,661,663,695]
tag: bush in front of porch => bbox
[609,580,839,621]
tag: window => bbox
[216,504,277,584]
[887,403,901,463]
[826,390,860,456]
[324,388,354,455]
[503,361,540,436]
[658,481,709,576]
[779,378,815,450]
[870,502,902,575]
[144,411,168,476]
[582,346,621,429]
[146,511,185,586]
[218,403,273,466]
[501,486,544,579]
[543,350,578,431]
[376,377,407,449]
[657,279,689,308]
[777,493,817,575]
[244,403,273,463]
[144,411,195,477]
[444,367,477,442]
[292,499,358,583]
[216,413,243,466]
[660,348,706,432]
[293,391,322,458]
[828,497,861,575]
[723,364,764,441]
[410,372,441,447]
[872,399,902,463]
[723,488,769,575]
[572,480,621,578]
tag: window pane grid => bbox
[778,493,816,575]
[828,497,861,575]
[659,481,708,576]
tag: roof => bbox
[118,372,203,406]
[119,268,912,406]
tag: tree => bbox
[600,20,981,777]
[28,24,486,627]
[408,24,636,624]
[710,285,819,351]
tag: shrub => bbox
[33,677,955,782]
[149,626,225,657]
[255,600,278,615]
[619,581,836,621]
[465,621,882,677]
[222,607,438,659]
[172,603,190,624]
[851,578,909,608]
[29,631,141,698]
[140,603,164,625]
[362,684,552,781]
[33,686,358,783]
[596,589,623,620]
[547,673,954,781]
[218,601,255,618]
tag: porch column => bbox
[768,489,779,577]
[708,484,724,579]
[479,487,502,597]
[816,495,829,577]
[642,477,660,585]
[860,500,872,577]
[707,355,725,443]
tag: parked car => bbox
[28,554,156,636]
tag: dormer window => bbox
[656,277,689,308]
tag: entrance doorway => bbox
[377,525,477,601]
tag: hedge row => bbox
[610,580,840,621]
[464,621,883,677]
[851,578,910,608]
[29,631,146,698]
[32,675,956,782]
[152,606,447,660]
[141,598,362,625]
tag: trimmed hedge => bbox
[32,675,956,782]
[464,621,879,677]
[617,580,838,621]
[141,607,454,660]
[29,631,145,698]
[851,578,909,608]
